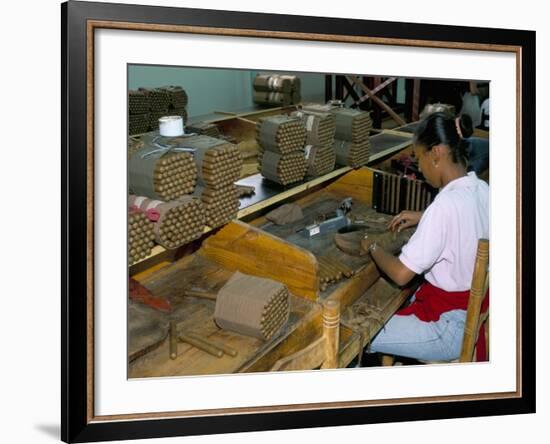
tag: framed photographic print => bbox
[62,0,536,442]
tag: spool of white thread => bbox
[159,115,184,137]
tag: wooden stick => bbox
[346,76,406,126]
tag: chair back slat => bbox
[459,239,489,362]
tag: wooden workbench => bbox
[128,167,417,377]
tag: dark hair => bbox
[458,113,474,138]
[413,112,470,167]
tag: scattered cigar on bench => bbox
[178,333,224,358]
[326,254,355,278]
[317,255,355,290]
[169,321,178,360]
[235,184,256,198]
[182,289,218,300]
[318,257,342,280]
[186,332,238,357]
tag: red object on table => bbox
[129,278,172,313]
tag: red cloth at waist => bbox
[397,281,489,361]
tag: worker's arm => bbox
[368,243,416,287]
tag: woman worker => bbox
[363,112,489,362]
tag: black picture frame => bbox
[62,1,536,442]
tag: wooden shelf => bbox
[129,167,352,274]
[129,130,412,275]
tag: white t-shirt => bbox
[399,172,489,291]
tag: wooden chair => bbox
[270,299,341,371]
[383,238,489,365]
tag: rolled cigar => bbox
[160,85,188,108]
[129,137,198,201]
[333,138,370,168]
[179,334,224,358]
[128,113,151,135]
[183,289,218,300]
[169,321,178,360]
[318,262,333,279]
[128,89,151,115]
[253,74,294,93]
[325,255,354,278]
[319,258,343,280]
[329,107,373,142]
[186,333,238,357]
[253,90,293,107]
[129,195,205,249]
[128,209,155,265]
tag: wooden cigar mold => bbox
[373,171,434,215]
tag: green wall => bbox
[128,65,406,120]
[128,65,327,119]
[129,65,255,118]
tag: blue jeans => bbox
[368,309,467,361]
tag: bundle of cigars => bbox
[257,115,307,185]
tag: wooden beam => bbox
[371,77,397,96]
[341,76,361,104]
[356,77,397,107]
[325,74,333,102]
[346,75,406,126]
[412,78,421,121]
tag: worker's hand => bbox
[360,236,376,254]
[387,211,423,232]
[360,235,387,255]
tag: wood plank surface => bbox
[325,167,374,204]
[129,254,321,377]
[198,220,320,300]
